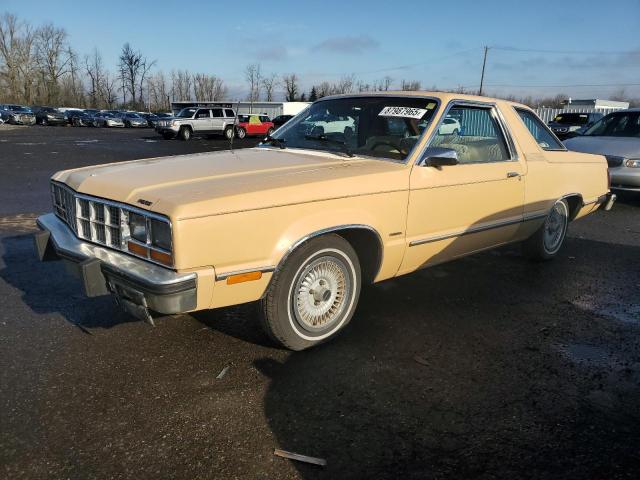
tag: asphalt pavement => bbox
[1,126,639,479]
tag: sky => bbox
[3,0,640,100]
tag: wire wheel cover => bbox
[544,202,568,253]
[293,256,351,331]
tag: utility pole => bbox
[479,46,489,96]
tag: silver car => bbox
[93,112,125,128]
[564,109,640,194]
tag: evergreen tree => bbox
[309,86,318,102]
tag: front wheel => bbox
[523,199,569,260]
[259,234,361,351]
[179,126,191,141]
[224,126,234,140]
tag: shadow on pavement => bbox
[0,233,133,329]
[255,238,640,479]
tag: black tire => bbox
[224,126,234,140]
[452,128,459,135]
[236,127,246,139]
[41,117,48,126]
[523,199,569,261]
[267,127,274,136]
[162,132,174,140]
[124,121,130,128]
[259,234,361,351]
[179,126,192,141]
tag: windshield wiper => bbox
[304,134,354,157]
[262,135,286,149]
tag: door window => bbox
[196,109,211,119]
[430,106,510,163]
[515,108,564,150]
[212,109,224,118]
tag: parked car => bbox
[564,109,640,194]
[234,114,275,139]
[121,112,148,128]
[139,113,160,128]
[92,112,125,128]
[0,104,36,125]
[31,106,66,126]
[272,114,294,129]
[437,116,462,135]
[69,110,95,127]
[547,112,603,140]
[155,107,236,140]
[35,92,614,350]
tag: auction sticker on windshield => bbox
[378,106,428,119]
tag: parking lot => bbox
[1,126,639,479]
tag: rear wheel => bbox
[179,126,192,141]
[224,126,234,140]
[267,127,274,136]
[259,234,361,351]
[523,199,569,260]
[235,127,246,139]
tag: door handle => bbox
[506,172,520,178]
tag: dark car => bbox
[139,112,160,127]
[32,106,66,126]
[0,104,36,125]
[547,112,603,140]
[272,114,294,129]
[68,110,94,127]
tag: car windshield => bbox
[265,96,439,161]
[583,111,640,137]
[176,108,197,118]
[10,105,30,112]
[127,113,141,118]
[552,113,590,125]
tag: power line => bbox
[490,46,639,55]
[465,82,640,88]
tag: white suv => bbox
[156,107,236,140]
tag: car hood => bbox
[52,148,408,220]
[563,136,640,159]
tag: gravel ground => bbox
[0,126,639,479]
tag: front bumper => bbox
[156,124,180,134]
[610,168,640,190]
[34,213,197,322]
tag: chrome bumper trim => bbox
[35,213,196,314]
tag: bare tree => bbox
[148,70,170,110]
[245,63,262,102]
[84,48,104,107]
[118,42,154,108]
[261,73,278,101]
[171,69,192,100]
[374,76,393,91]
[282,73,299,101]
[35,23,71,104]
[0,13,24,102]
[99,70,118,108]
[400,79,421,91]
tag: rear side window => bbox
[196,109,210,119]
[516,108,564,150]
[212,109,224,118]
[224,109,235,117]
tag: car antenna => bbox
[230,100,239,152]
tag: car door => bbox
[211,108,225,132]
[194,109,212,132]
[399,101,526,274]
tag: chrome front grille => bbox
[51,182,125,249]
[50,182,174,267]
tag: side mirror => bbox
[420,147,459,167]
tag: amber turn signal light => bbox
[226,271,262,285]
[127,241,148,257]
[150,249,173,266]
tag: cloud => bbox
[254,46,288,61]
[312,35,379,55]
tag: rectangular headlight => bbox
[150,219,171,251]
[128,212,147,243]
